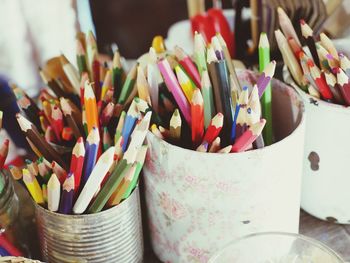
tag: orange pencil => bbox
[191,88,204,146]
[84,82,99,133]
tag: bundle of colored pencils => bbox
[276,8,350,106]
[8,31,151,214]
[146,32,276,152]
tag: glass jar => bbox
[0,170,30,257]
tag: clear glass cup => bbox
[208,232,344,263]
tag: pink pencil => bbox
[231,119,266,153]
[158,58,191,125]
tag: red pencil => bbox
[308,60,334,101]
[191,88,204,146]
[0,139,9,169]
[70,137,85,194]
[100,102,114,126]
[174,46,201,87]
[51,105,64,142]
[92,52,101,101]
[336,68,350,106]
[0,233,23,257]
[202,113,223,145]
[231,119,266,153]
[52,161,68,184]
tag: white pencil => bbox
[73,146,115,214]
[47,173,61,212]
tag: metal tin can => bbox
[35,186,143,263]
[143,70,306,263]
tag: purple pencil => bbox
[59,172,75,214]
[158,58,191,125]
[257,60,276,97]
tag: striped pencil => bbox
[191,89,204,146]
[47,173,61,212]
[231,119,266,153]
[74,146,115,214]
[22,168,44,205]
[59,173,75,214]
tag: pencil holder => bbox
[35,185,143,263]
[284,68,350,224]
[143,71,305,263]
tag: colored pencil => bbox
[114,111,126,144]
[121,100,139,152]
[9,165,22,181]
[175,65,196,102]
[84,82,98,133]
[80,127,100,189]
[193,32,207,76]
[277,7,301,47]
[209,137,221,153]
[196,141,208,152]
[316,43,330,71]
[16,114,66,169]
[201,70,215,128]
[50,106,64,142]
[191,89,204,146]
[151,124,164,139]
[308,60,334,101]
[47,173,61,212]
[324,70,344,104]
[217,145,232,153]
[320,33,339,61]
[158,58,191,125]
[39,69,66,98]
[22,168,44,204]
[103,127,112,152]
[60,97,83,139]
[147,48,161,111]
[74,146,115,214]
[117,64,137,105]
[275,30,304,87]
[336,68,350,106]
[137,66,152,105]
[69,137,85,193]
[60,54,80,94]
[76,38,88,76]
[100,102,114,127]
[112,50,123,101]
[0,234,23,257]
[259,32,273,145]
[231,119,266,153]
[300,19,320,67]
[170,109,182,140]
[202,113,223,145]
[0,139,9,169]
[257,60,276,98]
[340,53,350,78]
[174,45,201,87]
[233,86,249,142]
[87,146,136,213]
[59,173,75,214]
[100,70,112,101]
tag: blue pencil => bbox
[58,173,74,214]
[121,100,139,152]
[230,104,240,143]
[0,246,10,256]
[80,127,99,188]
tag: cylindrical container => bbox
[284,69,350,224]
[143,71,306,263]
[35,186,143,263]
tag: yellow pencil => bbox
[175,65,196,102]
[101,70,112,100]
[23,168,44,204]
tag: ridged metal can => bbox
[35,186,143,263]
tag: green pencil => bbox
[0,173,4,194]
[259,32,273,145]
[112,50,124,101]
[117,64,137,105]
